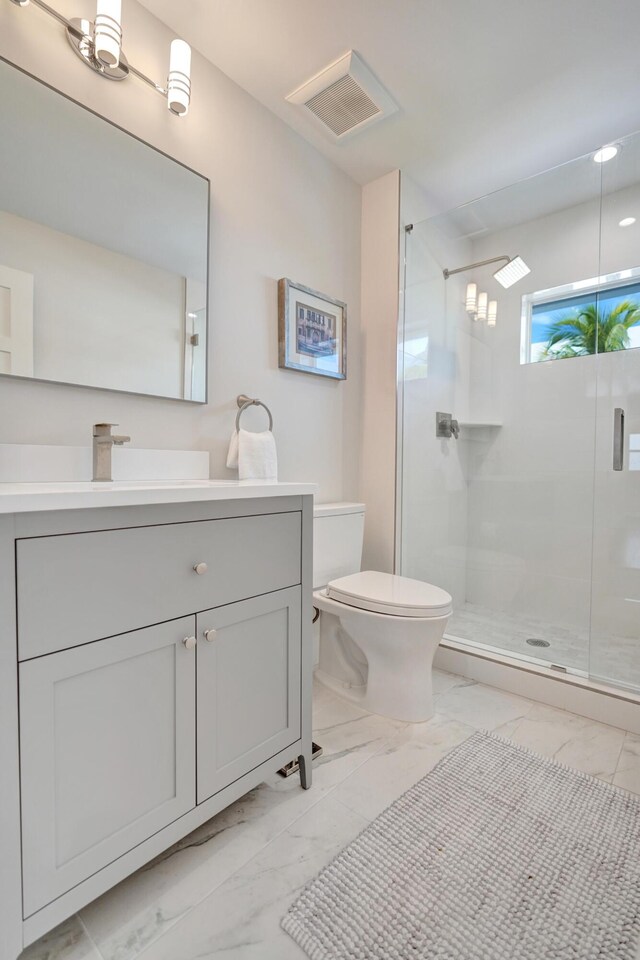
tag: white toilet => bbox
[313,502,452,723]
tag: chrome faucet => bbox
[92,423,131,482]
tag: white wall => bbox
[0,0,362,500]
[0,211,186,398]
[360,171,400,571]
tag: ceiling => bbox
[139,0,640,212]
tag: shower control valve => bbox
[436,412,460,440]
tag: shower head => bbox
[493,256,531,288]
[443,254,531,288]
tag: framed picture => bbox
[278,278,347,380]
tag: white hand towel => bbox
[227,428,277,480]
[226,430,239,469]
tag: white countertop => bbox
[0,480,318,514]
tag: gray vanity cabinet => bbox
[19,616,197,918]
[0,494,314,960]
[197,587,301,802]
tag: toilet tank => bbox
[313,502,365,589]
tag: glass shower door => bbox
[399,151,602,677]
[589,134,640,692]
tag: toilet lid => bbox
[326,571,453,619]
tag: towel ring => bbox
[235,394,274,433]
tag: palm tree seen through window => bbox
[530,283,640,362]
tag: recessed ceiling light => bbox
[619,217,636,227]
[594,145,618,163]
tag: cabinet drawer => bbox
[17,511,301,660]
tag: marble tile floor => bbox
[21,671,640,960]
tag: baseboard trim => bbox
[436,639,640,735]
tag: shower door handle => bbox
[613,407,625,471]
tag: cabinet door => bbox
[20,617,196,918]
[197,587,301,803]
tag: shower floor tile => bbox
[447,603,640,691]
[447,601,589,672]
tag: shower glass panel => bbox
[590,134,640,691]
[400,149,606,677]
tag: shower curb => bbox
[435,638,640,735]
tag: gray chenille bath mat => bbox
[282,731,640,959]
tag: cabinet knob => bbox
[183,635,197,650]
[193,562,208,575]
[204,628,217,643]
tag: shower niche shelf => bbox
[458,420,502,428]
[457,420,502,439]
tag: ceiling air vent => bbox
[286,51,398,141]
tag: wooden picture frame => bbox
[278,278,347,380]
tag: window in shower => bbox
[521,268,640,363]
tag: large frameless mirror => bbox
[0,58,209,402]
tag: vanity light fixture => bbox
[476,291,488,322]
[7,0,192,116]
[94,0,121,67]
[465,282,477,313]
[619,217,636,227]
[167,39,192,117]
[593,145,618,163]
[487,300,497,327]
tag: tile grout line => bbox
[612,731,632,781]
[76,911,105,960]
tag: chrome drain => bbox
[526,638,551,648]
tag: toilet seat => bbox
[326,571,452,619]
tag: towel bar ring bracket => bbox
[235,395,274,432]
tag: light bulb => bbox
[487,300,497,327]
[477,291,488,322]
[168,39,191,116]
[94,0,122,67]
[465,282,477,313]
[593,145,618,164]
[619,217,636,227]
